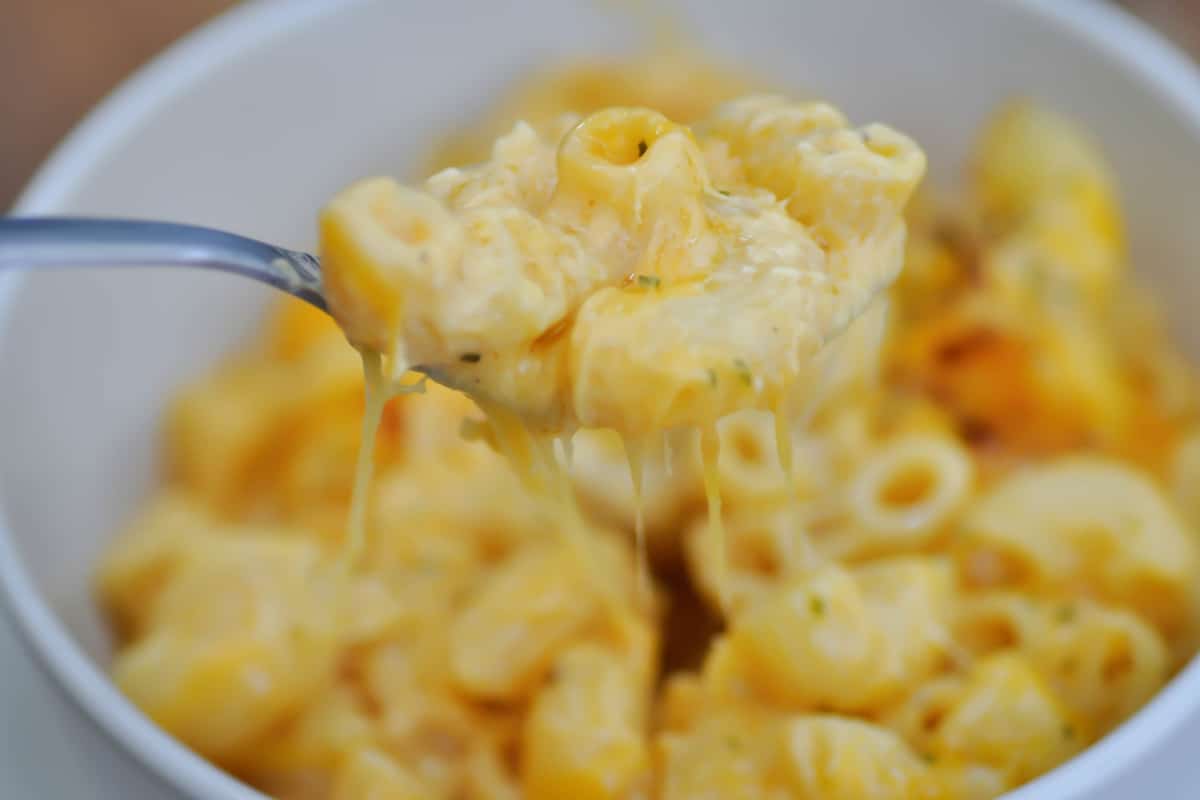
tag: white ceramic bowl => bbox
[4,1,1200,797]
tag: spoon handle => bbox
[0,216,326,310]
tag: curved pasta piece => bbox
[725,559,952,712]
[332,748,432,800]
[847,434,974,553]
[852,557,957,691]
[931,653,1082,783]
[925,763,1010,800]
[113,629,335,764]
[522,645,650,800]
[712,410,790,507]
[1025,600,1169,736]
[780,715,930,800]
[879,673,970,758]
[952,591,1049,658]
[448,543,603,701]
[112,536,341,762]
[960,457,1200,641]
[246,684,377,786]
[95,492,212,639]
[973,102,1123,306]
[684,506,810,613]
[658,709,782,800]
[727,566,883,711]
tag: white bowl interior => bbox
[4,0,1200,797]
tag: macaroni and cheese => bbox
[97,54,1200,800]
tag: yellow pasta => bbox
[320,99,923,438]
[846,434,974,553]
[247,684,377,787]
[96,492,212,639]
[961,457,1200,644]
[332,748,431,800]
[657,709,781,800]
[96,53,1200,800]
[448,542,608,702]
[1024,600,1169,736]
[567,427,700,558]
[852,557,956,690]
[728,565,885,711]
[951,591,1049,658]
[780,715,931,799]
[1171,426,1200,528]
[521,645,650,800]
[931,653,1083,783]
[974,102,1123,307]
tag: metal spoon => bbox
[0,216,327,310]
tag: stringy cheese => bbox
[322,96,925,601]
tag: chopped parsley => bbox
[637,139,648,157]
[459,352,481,363]
[1061,723,1076,740]
[636,274,661,289]
[733,358,753,387]
[717,189,731,196]
[1055,604,1076,624]
[706,368,718,388]
[810,594,826,617]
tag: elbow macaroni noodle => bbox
[96,54,1200,800]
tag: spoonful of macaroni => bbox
[321,96,925,441]
[0,95,925,598]
[324,95,921,460]
[320,96,924,595]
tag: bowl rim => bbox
[3,1,1200,798]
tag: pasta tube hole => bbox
[573,108,676,166]
[878,464,936,509]
[731,427,767,467]
[1101,640,1135,683]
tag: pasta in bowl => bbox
[94,52,1200,800]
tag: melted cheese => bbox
[622,434,650,600]
[772,399,815,573]
[341,351,429,572]
[698,423,727,611]
[340,350,386,572]
[322,96,924,601]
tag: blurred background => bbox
[1,0,1196,209]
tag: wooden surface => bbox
[1,0,1196,208]
[0,0,235,208]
